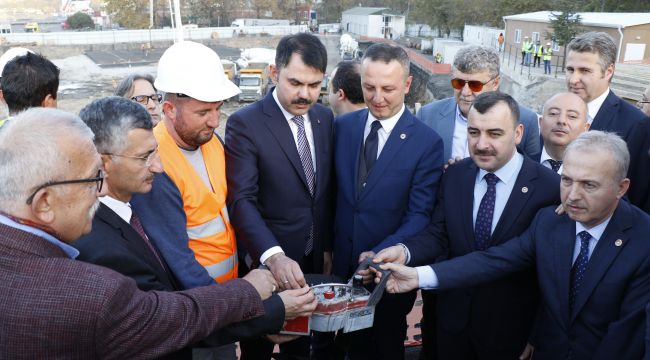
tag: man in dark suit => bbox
[328,60,366,116]
[332,43,444,360]
[534,92,589,173]
[416,45,540,163]
[565,31,650,212]
[73,97,316,359]
[376,91,560,360]
[226,32,335,358]
[0,107,276,358]
[380,130,650,360]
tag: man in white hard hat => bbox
[130,41,317,359]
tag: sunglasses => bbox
[131,94,163,105]
[450,74,499,92]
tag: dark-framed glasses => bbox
[450,74,499,92]
[103,146,159,166]
[26,169,104,205]
[131,93,163,105]
[637,100,650,109]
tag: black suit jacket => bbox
[590,91,650,212]
[225,91,335,272]
[406,156,560,351]
[74,203,285,354]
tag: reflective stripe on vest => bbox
[205,250,238,279]
[187,213,226,239]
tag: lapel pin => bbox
[400,133,406,140]
[521,186,528,193]
[615,239,623,247]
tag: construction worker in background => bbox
[497,33,505,52]
[435,52,443,64]
[534,41,543,67]
[543,42,553,75]
[521,36,532,66]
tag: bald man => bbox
[536,92,590,174]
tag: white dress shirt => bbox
[417,151,524,288]
[100,196,133,223]
[539,145,563,174]
[451,105,470,160]
[261,90,319,265]
[363,104,405,158]
[586,88,610,125]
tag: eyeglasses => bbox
[103,146,159,166]
[637,100,650,108]
[131,94,163,105]
[26,169,104,205]
[450,74,499,92]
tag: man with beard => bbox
[225,32,336,359]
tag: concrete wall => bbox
[622,24,650,62]
[464,25,504,50]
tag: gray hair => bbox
[79,96,153,154]
[114,73,156,99]
[0,108,95,211]
[453,45,500,78]
[565,130,629,181]
[567,32,617,74]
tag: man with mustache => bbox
[225,32,336,359]
[375,92,560,360]
[378,130,650,360]
[534,92,590,174]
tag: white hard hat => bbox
[155,41,240,102]
[0,47,34,77]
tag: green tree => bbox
[67,12,95,30]
[546,0,583,69]
[105,0,149,29]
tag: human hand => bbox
[278,286,318,320]
[242,269,277,300]
[373,263,419,293]
[444,156,462,172]
[373,245,407,265]
[555,204,565,215]
[323,251,332,275]
[266,253,305,290]
[518,343,534,360]
[357,251,376,284]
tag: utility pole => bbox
[173,0,183,42]
[150,0,154,29]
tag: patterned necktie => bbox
[291,115,315,255]
[130,210,168,272]
[548,159,562,173]
[474,173,499,251]
[364,120,382,172]
[570,231,592,312]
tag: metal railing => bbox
[501,44,565,79]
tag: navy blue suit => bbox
[226,91,335,274]
[405,156,560,359]
[590,91,650,213]
[430,201,650,360]
[333,107,444,359]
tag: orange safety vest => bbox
[154,122,238,282]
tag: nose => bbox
[461,82,473,96]
[206,110,220,128]
[568,71,580,86]
[475,133,490,150]
[298,85,310,100]
[149,152,164,174]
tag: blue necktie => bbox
[364,120,382,171]
[474,173,499,251]
[548,159,562,173]
[570,231,591,311]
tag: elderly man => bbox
[565,31,650,212]
[535,92,590,173]
[376,92,559,360]
[417,45,540,164]
[328,60,366,116]
[379,130,650,360]
[0,107,275,358]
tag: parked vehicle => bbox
[237,63,270,102]
[24,22,40,33]
[230,19,290,27]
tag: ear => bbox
[616,178,630,199]
[604,63,614,82]
[269,64,278,83]
[336,88,346,101]
[514,123,524,145]
[40,94,57,108]
[404,75,413,95]
[492,75,501,91]
[30,188,56,225]
[584,122,591,131]
[162,101,176,120]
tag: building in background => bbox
[341,7,405,39]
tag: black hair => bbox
[471,92,520,125]
[331,61,364,104]
[362,43,410,77]
[275,33,327,73]
[1,52,59,114]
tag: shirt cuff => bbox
[261,246,284,265]
[416,266,439,289]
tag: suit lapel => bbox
[310,106,325,200]
[570,203,631,322]
[590,92,618,132]
[490,157,537,244]
[438,100,457,160]
[553,216,575,327]
[261,93,310,193]
[359,109,414,200]
[460,161,479,253]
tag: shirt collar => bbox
[576,215,612,240]
[478,151,523,186]
[455,104,468,125]
[0,213,80,259]
[587,87,610,123]
[366,104,405,134]
[100,196,132,223]
[539,145,556,164]
[272,88,311,123]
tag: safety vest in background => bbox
[522,40,532,53]
[154,121,238,283]
[536,45,544,56]
[543,48,553,60]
